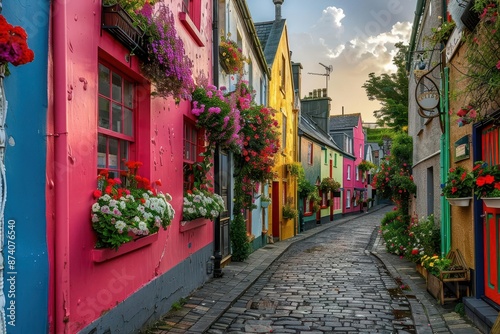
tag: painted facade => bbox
[216,0,272,261]
[408,0,500,332]
[329,114,366,214]
[255,3,298,241]
[2,1,50,332]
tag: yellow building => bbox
[255,1,298,240]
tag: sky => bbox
[247,0,418,123]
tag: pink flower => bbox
[496,60,500,70]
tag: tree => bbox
[362,42,409,131]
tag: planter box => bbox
[427,273,442,300]
[180,217,208,232]
[91,232,158,263]
[446,197,472,207]
[102,4,148,59]
[416,263,428,280]
[261,201,271,208]
[483,197,500,208]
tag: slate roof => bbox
[299,115,343,153]
[254,19,286,67]
[329,113,361,131]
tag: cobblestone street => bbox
[207,209,415,333]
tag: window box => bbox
[91,233,158,263]
[446,197,472,207]
[101,4,148,59]
[180,217,208,232]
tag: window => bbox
[303,197,313,215]
[281,54,286,91]
[307,142,313,165]
[98,63,135,180]
[180,0,204,46]
[359,144,363,158]
[334,153,337,167]
[183,121,203,191]
[282,114,287,150]
[347,165,351,180]
[321,191,327,208]
[356,166,359,181]
[346,190,351,208]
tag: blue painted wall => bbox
[3,1,50,332]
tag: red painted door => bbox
[482,125,500,304]
[272,181,280,239]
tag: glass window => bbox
[183,121,202,191]
[97,63,135,179]
[307,142,313,165]
[346,190,351,208]
[347,165,351,180]
[282,114,287,150]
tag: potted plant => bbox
[182,188,225,221]
[136,3,195,100]
[260,194,271,208]
[319,177,341,193]
[282,204,298,220]
[91,161,175,250]
[0,14,35,72]
[219,33,246,74]
[191,84,241,151]
[442,166,475,206]
[473,161,500,207]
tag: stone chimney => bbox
[274,0,284,21]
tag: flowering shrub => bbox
[103,0,157,13]
[421,255,452,276]
[182,189,225,221]
[191,84,241,151]
[91,161,175,250]
[442,166,475,198]
[473,160,500,198]
[282,204,298,220]
[460,1,500,112]
[219,34,245,74]
[455,105,480,127]
[0,15,34,69]
[319,177,341,192]
[137,3,194,100]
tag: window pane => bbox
[124,108,133,136]
[98,64,110,97]
[124,80,133,108]
[98,134,107,168]
[112,72,122,102]
[109,138,118,169]
[120,141,128,169]
[112,103,122,133]
[98,97,110,129]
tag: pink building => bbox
[329,113,366,215]
[47,1,216,332]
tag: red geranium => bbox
[0,15,34,66]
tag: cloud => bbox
[317,6,345,29]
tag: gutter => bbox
[236,1,271,79]
[406,0,426,72]
[53,1,70,332]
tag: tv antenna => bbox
[308,62,333,96]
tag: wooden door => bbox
[482,125,500,304]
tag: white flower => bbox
[109,199,118,207]
[114,220,127,232]
[101,194,112,202]
[138,221,148,231]
[92,214,99,223]
[100,205,111,214]
[92,203,101,212]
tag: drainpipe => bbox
[406,0,426,72]
[53,0,70,331]
[440,0,451,256]
[212,0,222,278]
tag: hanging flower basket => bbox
[446,197,472,207]
[482,197,500,208]
[101,4,148,59]
[261,200,270,208]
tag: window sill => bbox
[303,212,313,217]
[179,12,204,47]
[320,205,328,209]
[91,233,158,263]
[180,217,208,232]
